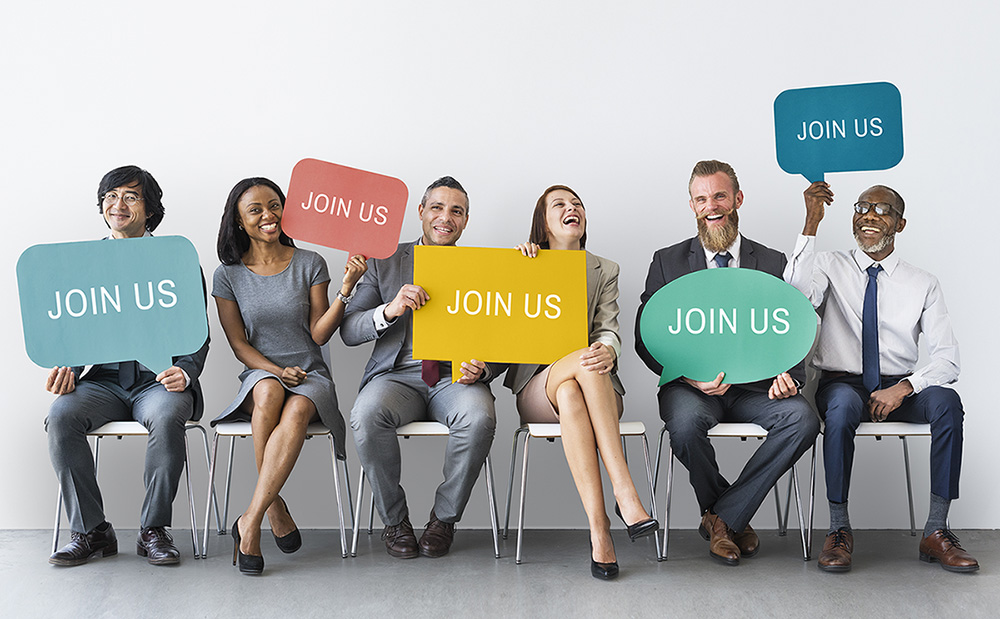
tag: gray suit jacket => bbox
[341,240,501,390]
[504,251,625,397]
[634,235,804,392]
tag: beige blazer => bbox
[504,251,625,396]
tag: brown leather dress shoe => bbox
[49,522,118,566]
[382,517,419,559]
[700,511,740,566]
[818,528,853,572]
[419,512,455,558]
[137,526,180,565]
[919,529,979,573]
[732,524,760,558]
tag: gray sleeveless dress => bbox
[211,248,345,458]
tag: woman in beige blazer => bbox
[504,185,657,580]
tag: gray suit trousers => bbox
[658,382,819,532]
[351,366,496,526]
[46,370,194,533]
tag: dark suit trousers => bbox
[658,382,819,532]
[45,369,194,533]
[816,374,963,503]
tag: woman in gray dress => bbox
[504,185,657,580]
[213,177,367,574]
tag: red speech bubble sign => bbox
[283,158,408,259]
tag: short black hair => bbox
[217,177,296,265]
[421,176,469,210]
[97,165,164,232]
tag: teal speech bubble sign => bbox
[774,81,903,183]
[639,269,817,386]
[16,236,208,373]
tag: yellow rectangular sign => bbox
[413,246,589,382]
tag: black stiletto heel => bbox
[590,540,619,580]
[615,502,659,542]
[272,497,302,554]
[232,517,264,575]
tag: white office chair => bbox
[350,421,500,558]
[852,422,931,536]
[503,421,659,564]
[202,422,353,558]
[654,422,817,561]
[52,420,212,558]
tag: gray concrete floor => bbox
[2,528,998,618]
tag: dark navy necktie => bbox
[119,361,137,389]
[862,264,883,393]
[714,252,731,268]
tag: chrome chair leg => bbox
[515,433,531,565]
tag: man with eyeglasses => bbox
[44,165,209,567]
[785,182,976,573]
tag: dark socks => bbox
[924,493,951,538]
[829,501,851,534]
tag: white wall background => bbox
[3,1,997,532]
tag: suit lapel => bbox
[738,235,757,270]
[687,237,706,273]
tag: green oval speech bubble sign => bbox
[16,236,208,373]
[639,269,817,386]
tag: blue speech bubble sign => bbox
[639,269,817,386]
[775,81,903,183]
[16,236,208,373]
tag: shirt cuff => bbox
[180,369,191,389]
[373,303,393,332]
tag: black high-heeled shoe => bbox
[615,502,659,542]
[272,497,302,554]
[590,541,619,581]
[231,517,264,575]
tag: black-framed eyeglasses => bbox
[102,192,143,207]
[853,201,898,217]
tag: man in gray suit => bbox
[45,165,209,567]
[341,176,497,559]
[634,160,819,566]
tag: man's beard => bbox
[854,228,895,254]
[697,208,739,253]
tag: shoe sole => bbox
[818,562,851,573]
[418,545,450,558]
[136,543,180,565]
[385,546,419,559]
[49,543,118,567]
[919,553,979,573]
[709,550,740,566]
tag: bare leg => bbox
[246,380,296,541]
[546,349,653,562]
[239,393,316,556]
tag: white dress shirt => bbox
[783,234,959,394]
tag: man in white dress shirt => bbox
[785,182,977,573]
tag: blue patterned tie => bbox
[714,252,731,268]
[862,265,883,393]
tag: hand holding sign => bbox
[639,269,816,386]
[775,82,903,182]
[413,246,588,382]
[17,236,208,374]
[283,158,408,259]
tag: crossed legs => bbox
[236,378,317,557]
[536,350,651,564]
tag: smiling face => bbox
[102,181,149,239]
[690,171,742,253]
[237,185,284,245]
[853,186,906,260]
[543,189,586,250]
[418,186,469,246]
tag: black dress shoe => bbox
[137,527,180,565]
[615,503,658,542]
[231,517,264,575]
[382,517,419,559]
[272,497,302,554]
[418,512,455,558]
[50,522,118,566]
[590,542,619,581]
